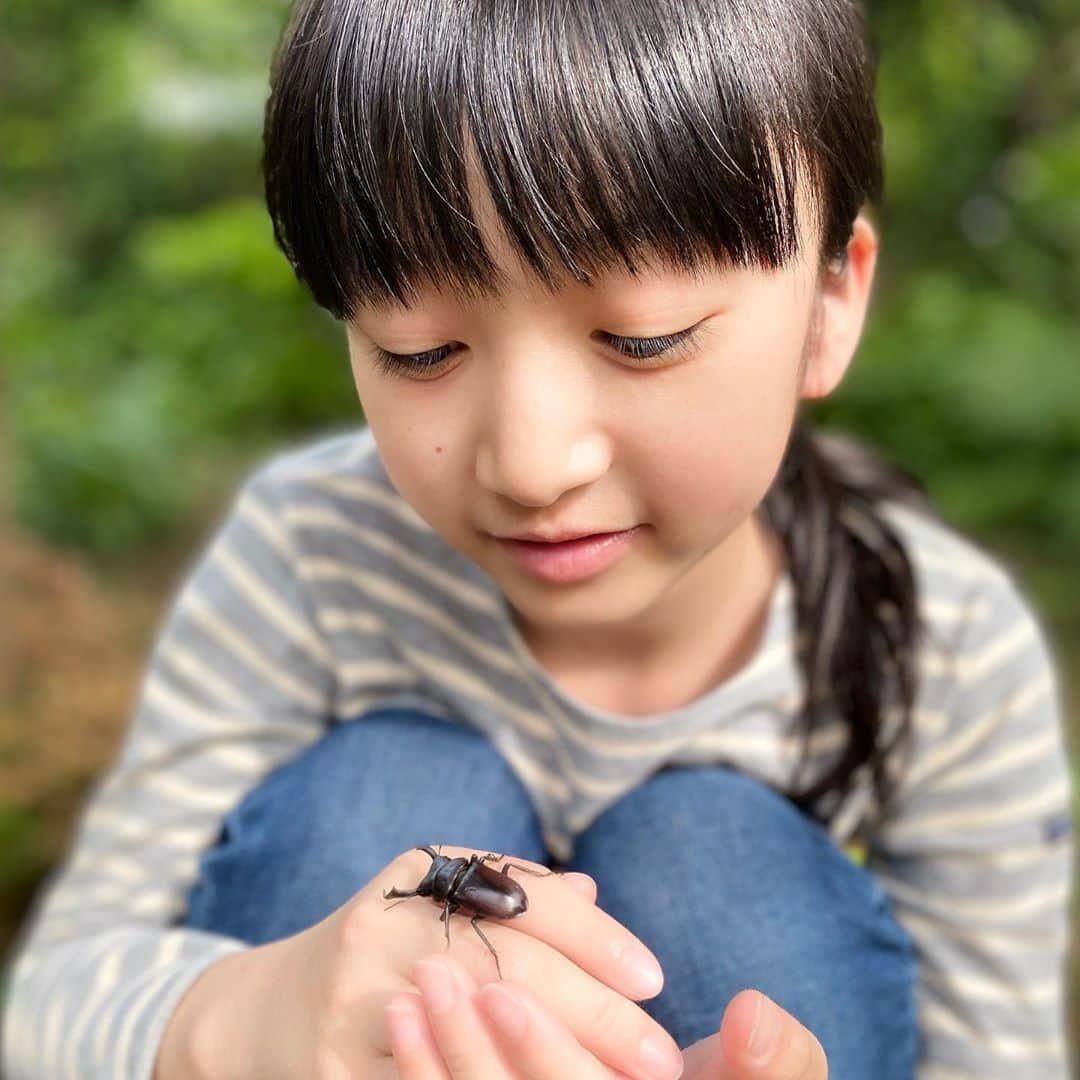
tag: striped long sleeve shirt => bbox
[1,424,1074,1078]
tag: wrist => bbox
[154,945,278,1080]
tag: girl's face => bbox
[344,165,876,675]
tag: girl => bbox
[2,0,1073,1077]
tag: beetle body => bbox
[383,845,554,977]
[417,853,529,919]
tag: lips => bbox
[496,529,622,543]
[495,526,643,584]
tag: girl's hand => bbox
[380,851,682,1080]
[185,845,681,1079]
[386,954,647,1079]
[389,958,828,1080]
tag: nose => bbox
[474,350,612,507]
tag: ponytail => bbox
[760,416,944,844]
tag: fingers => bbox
[717,990,828,1079]
[415,920,680,1080]
[385,993,450,1080]
[387,955,656,1080]
[561,871,599,904]
[387,958,513,1080]
[382,919,682,1079]
[382,846,664,1002]
[476,977,656,1080]
[376,847,680,1080]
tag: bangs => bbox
[263,0,881,319]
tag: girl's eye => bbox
[370,343,454,379]
[599,326,701,363]
[369,323,703,378]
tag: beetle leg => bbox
[383,884,421,911]
[469,915,503,980]
[441,900,459,949]
[499,861,558,879]
[479,851,559,880]
[383,885,420,899]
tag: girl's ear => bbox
[799,213,879,401]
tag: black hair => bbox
[262,0,946,845]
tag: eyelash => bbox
[369,326,701,378]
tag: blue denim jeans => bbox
[182,708,918,1077]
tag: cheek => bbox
[633,338,800,529]
[351,378,462,533]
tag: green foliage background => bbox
[3,0,1079,563]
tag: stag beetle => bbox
[383,845,560,978]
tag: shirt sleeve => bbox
[869,571,1076,1079]
[0,459,338,1079]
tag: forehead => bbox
[354,243,816,330]
[356,138,822,321]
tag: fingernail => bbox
[746,991,782,1064]
[415,959,457,1015]
[563,872,597,899]
[615,941,665,998]
[636,1031,683,1080]
[479,982,529,1041]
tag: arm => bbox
[869,572,1075,1079]
[0,459,337,1079]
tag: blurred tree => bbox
[1,0,1078,560]
[2,0,355,557]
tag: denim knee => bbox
[181,707,547,944]
[569,765,918,1079]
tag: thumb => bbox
[718,989,828,1078]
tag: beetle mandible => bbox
[383,845,560,978]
